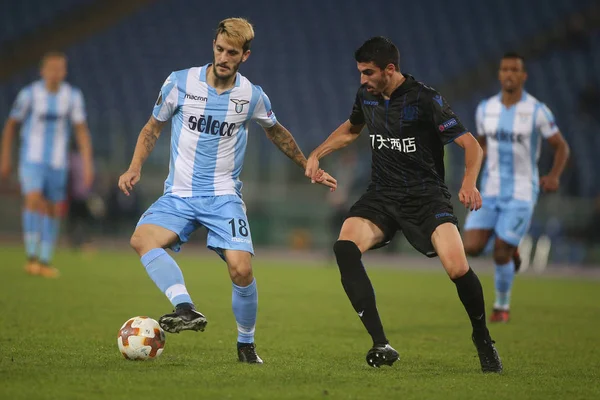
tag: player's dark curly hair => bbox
[354,36,400,71]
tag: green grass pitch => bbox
[0,246,598,399]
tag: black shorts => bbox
[346,190,458,257]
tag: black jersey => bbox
[349,75,468,197]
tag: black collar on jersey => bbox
[390,74,417,98]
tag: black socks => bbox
[334,240,388,345]
[452,268,489,337]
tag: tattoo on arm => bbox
[265,123,307,168]
[130,117,165,170]
[141,118,165,153]
[142,125,159,153]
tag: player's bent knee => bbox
[24,192,43,211]
[447,264,469,280]
[228,263,253,286]
[129,229,158,256]
[130,224,178,256]
[129,232,146,255]
[440,250,470,279]
[464,241,483,257]
[493,238,516,265]
[462,232,488,257]
[225,250,254,286]
[493,251,512,265]
[444,259,469,279]
[338,217,384,253]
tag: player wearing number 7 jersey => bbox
[117,18,336,364]
[463,53,570,323]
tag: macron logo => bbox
[185,93,207,101]
[435,212,453,219]
[231,237,251,244]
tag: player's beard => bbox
[368,77,389,96]
[213,59,242,81]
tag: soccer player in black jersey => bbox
[306,37,502,373]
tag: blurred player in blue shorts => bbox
[117,18,336,363]
[1,52,94,278]
[463,53,570,322]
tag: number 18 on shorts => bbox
[137,194,254,257]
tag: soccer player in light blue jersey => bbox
[117,18,337,363]
[1,52,94,278]
[463,53,570,322]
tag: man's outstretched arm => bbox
[264,122,337,190]
[264,122,307,169]
[118,116,167,195]
[305,120,363,181]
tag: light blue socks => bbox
[232,279,258,344]
[494,260,515,310]
[141,248,193,306]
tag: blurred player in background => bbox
[1,51,94,277]
[117,18,336,364]
[463,53,570,323]
[306,37,502,373]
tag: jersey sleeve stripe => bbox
[445,130,468,144]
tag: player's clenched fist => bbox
[539,174,560,192]
[118,169,141,196]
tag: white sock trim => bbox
[237,323,256,335]
[165,284,189,302]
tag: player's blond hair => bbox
[215,18,254,52]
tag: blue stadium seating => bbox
[0,0,597,194]
[0,0,94,47]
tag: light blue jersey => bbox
[10,80,86,170]
[152,64,277,197]
[475,91,559,205]
[137,64,262,347]
[140,65,278,256]
[465,91,561,246]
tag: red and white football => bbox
[117,316,165,360]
